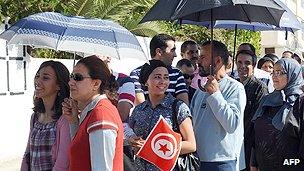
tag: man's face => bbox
[198,45,213,77]
[160,40,177,66]
[182,45,199,65]
[236,53,254,80]
[180,65,195,87]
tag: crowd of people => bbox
[21,33,304,171]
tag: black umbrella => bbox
[140,0,286,90]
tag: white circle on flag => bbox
[151,133,178,160]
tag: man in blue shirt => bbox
[191,40,246,171]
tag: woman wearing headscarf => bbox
[128,60,196,170]
[251,58,304,171]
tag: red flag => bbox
[137,116,182,171]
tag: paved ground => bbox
[0,157,21,171]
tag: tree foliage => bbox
[0,0,261,58]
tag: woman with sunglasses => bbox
[251,58,304,171]
[21,61,70,171]
[128,60,196,170]
[62,55,123,171]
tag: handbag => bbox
[171,99,200,171]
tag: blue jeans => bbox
[200,160,236,171]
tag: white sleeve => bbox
[89,129,117,171]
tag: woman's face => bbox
[272,64,288,90]
[34,66,59,99]
[69,63,98,102]
[146,67,169,95]
[261,61,274,73]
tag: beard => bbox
[198,64,211,77]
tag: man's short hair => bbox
[239,43,256,54]
[201,40,230,66]
[150,34,175,58]
[282,50,293,56]
[176,59,193,69]
[236,50,257,67]
[181,40,197,53]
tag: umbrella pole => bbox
[73,52,76,67]
[211,9,214,76]
[231,25,237,77]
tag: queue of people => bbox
[21,33,304,171]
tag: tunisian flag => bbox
[136,116,182,171]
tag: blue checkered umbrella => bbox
[0,12,146,60]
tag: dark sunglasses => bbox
[69,73,91,81]
[183,74,195,80]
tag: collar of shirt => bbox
[79,94,107,124]
[140,93,174,110]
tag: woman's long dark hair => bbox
[33,61,70,120]
[77,55,119,103]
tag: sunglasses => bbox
[69,73,91,81]
[183,74,195,80]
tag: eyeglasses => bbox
[69,73,91,81]
[271,70,287,77]
[183,74,195,80]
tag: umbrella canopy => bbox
[141,0,285,27]
[0,12,146,60]
[180,0,301,33]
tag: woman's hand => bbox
[62,98,80,124]
[128,136,145,154]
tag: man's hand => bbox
[204,75,220,95]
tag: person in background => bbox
[176,59,196,103]
[257,54,279,74]
[130,34,189,105]
[180,40,203,89]
[292,53,303,65]
[235,50,268,171]
[191,40,246,171]
[21,61,71,171]
[282,50,293,58]
[237,42,274,93]
[97,55,135,122]
[128,60,196,170]
[251,58,304,171]
[62,56,123,171]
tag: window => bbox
[265,47,275,54]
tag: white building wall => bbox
[260,0,304,57]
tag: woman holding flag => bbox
[128,60,196,170]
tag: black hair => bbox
[139,60,168,85]
[176,59,193,69]
[150,34,175,58]
[236,50,258,67]
[33,60,70,120]
[181,40,197,53]
[263,53,279,63]
[238,43,256,54]
[201,40,230,66]
[77,55,119,102]
[257,57,274,69]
